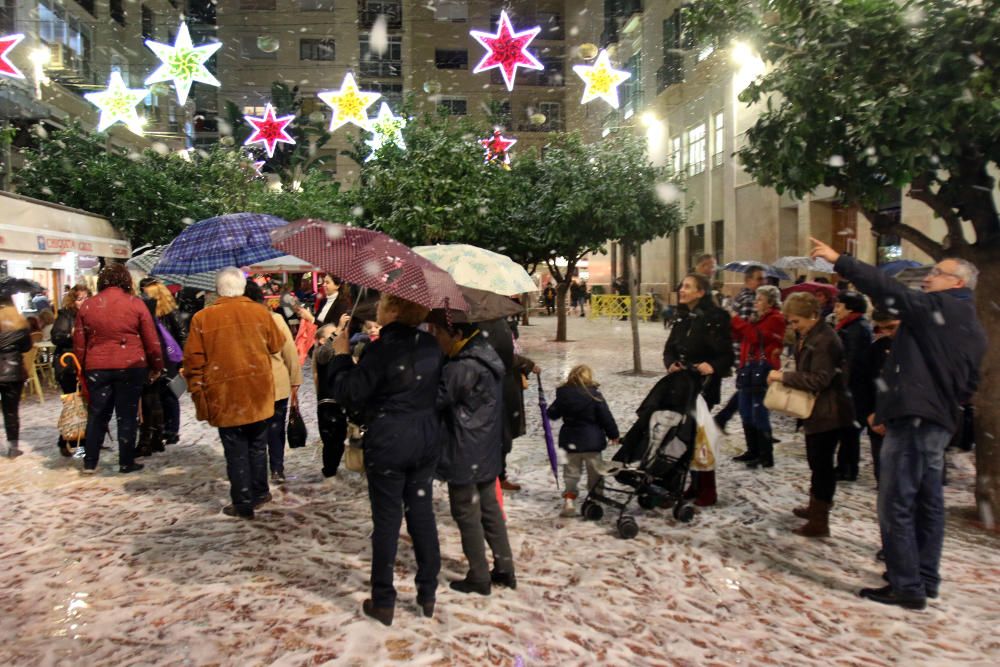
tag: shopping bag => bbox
[690,394,721,472]
[58,392,88,442]
[294,319,318,367]
[287,405,307,448]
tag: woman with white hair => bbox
[730,285,786,468]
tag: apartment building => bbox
[214,0,606,178]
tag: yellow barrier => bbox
[588,295,655,321]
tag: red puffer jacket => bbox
[73,287,164,373]
[731,307,786,370]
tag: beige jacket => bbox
[270,312,302,401]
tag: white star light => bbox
[84,71,148,134]
[364,102,406,161]
[573,49,631,109]
[144,22,222,105]
[317,72,381,132]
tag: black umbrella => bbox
[0,277,44,297]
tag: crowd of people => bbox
[0,237,986,620]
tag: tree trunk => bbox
[555,278,570,342]
[626,242,642,374]
[972,247,1000,529]
[520,292,530,326]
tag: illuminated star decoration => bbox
[84,71,148,134]
[480,129,517,167]
[317,72,381,132]
[364,102,406,161]
[0,33,25,79]
[573,49,631,109]
[144,22,222,105]
[470,10,543,91]
[244,103,296,158]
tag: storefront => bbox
[0,192,131,311]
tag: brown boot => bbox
[793,499,831,537]
[362,599,394,626]
[793,496,814,519]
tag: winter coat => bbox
[327,321,443,471]
[313,290,352,326]
[834,255,986,433]
[269,311,302,402]
[183,296,285,428]
[478,317,535,450]
[731,308,785,370]
[73,287,163,374]
[835,314,873,418]
[547,384,620,453]
[780,320,855,436]
[855,334,893,425]
[436,332,505,485]
[662,293,734,407]
[51,307,77,385]
[0,306,32,385]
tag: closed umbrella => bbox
[536,374,559,485]
[151,213,287,275]
[271,219,467,311]
[413,244,537,295]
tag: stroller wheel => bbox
[617,516,639,539]
[637,494,658,510]
[581,500,604,521]
[673,502,695,523]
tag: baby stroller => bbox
[580,369,702,538]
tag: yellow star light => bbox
[84,71,148,135]
[572,49,631,109]
[317,73,381,132]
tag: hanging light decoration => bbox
[470,10,543,91]
[364,102,406,161]
[144,22,222,105]
[84,71,148,134]
[0,33,26,79]
[317,72,381,132]
[243,103,296,158]
[573,49,631,109]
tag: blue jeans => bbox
[737,386,771,433]
[266,398,289,474]
[879,419,952,598]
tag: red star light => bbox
[244,103,295,158]
[0,34,26,79]
[470,10,543,91]
[480,129,517,165]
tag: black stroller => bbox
[580,370,702,538]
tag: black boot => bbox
[749,430,774,468]
[362,599,394,626]
[450,578,491,596]
[733,425,759,463]
[417,596,435,618]
[491,569,518,590]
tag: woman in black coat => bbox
[663,273,733,507]
[327,294,443,626]
[51,285,92,456]
[299,274,352,326]
[832,290,873,481]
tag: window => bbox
[658,8,692,93]
[360,0,401,29]
[712,219,724,265]
[298,0,334,9]
[500,47,562,86]
[621,52,642,119]
[361,81,402,110]
[669,136,682,176]
[77,0,96,18]
[687,123,706,176]
[438,97,467,116]
[37,1,91,78]
[435,49,468,69]
[686,224,705,271]
[300,38,335,61]
[239,0,276,9]
[242,105,267,117]
[109,0,126,25]
[240,35,278,59]
[538,101,563,131]
[141,5,154,41]
[713,111,724,167]
[434,0,467,21]
[360,34,402,77]
[538,11,563,37]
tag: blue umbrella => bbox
[151,213,287,275]
[722,261,791,281]
[878,259,923,277]
[536,374,559,485]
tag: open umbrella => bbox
[271,219,467,311]
[878,259,923,277]
[0,277,43,297]
[722,261,791,281]
[781,281,839,300]
[460,286,524,321]
[413,244,537,295]
[151,213,287,275]
[774,256,837,274]
[127,246,217,291]
[536,374,559,485]
[894,265,931,288]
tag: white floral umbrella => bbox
[412,244,538,295]
[773,256,837,273]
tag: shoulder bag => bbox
[764,358,817,419]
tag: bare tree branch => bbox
[862,207,945,260]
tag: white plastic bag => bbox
[690,394,722,472]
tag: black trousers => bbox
[218,420,269,514]
[869,429,885,482]
[836,424,862,474]
[318,402,347,476]
[139,383,164,452]
[367,461,440,608]
[0,381,22,443]
[805,429,842,503]
[83,368,146,469]
[449,481,514,583]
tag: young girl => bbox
[547,365,620,517]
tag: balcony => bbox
[656,53,685,93]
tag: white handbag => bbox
[764,359,817,419]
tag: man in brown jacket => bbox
[184,267,285,519]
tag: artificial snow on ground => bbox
[1,316,997,666]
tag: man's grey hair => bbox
[950,258,979,290]
[756,285,782,308]
[215,267,247,297]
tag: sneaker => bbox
[559,498,576,517]
[271,471,286,484]
[253,492,273,510]
[119,463,145,474]
[222,504,254,519]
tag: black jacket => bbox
[478,317,535,450]
[662,294,734,407]
[327,321,443,470]
[547,384,619,453]
[855,334,893,424]
[0,327,32,384]
[834,255,987,432]
[51,308,77,385]
[836,315,873,417]
[436,332,505,485]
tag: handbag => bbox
[344,422,365,473]
[287,405,307,448]
[157,321,184,364]
[58,391,88,442]
[167,373,187,398]
[764,360,817,419]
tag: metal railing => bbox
[588,295,655,321]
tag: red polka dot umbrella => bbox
[271,219,468,312]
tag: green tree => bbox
[688,0,1000,524]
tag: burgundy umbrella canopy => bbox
[271,219,468,311]
[781,281,839,300]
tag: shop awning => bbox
[0,192,130,261]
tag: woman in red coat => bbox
[730,285,786,468]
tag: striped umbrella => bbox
[151,213,287,275]
[127,246,217,291]
[271,219,468,311]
